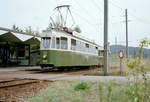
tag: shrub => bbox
[74,82,89,91]
[125,38,150,102]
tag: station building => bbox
[0,27,41,67]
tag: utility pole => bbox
[125,9,129,58]
[104,0,108,76]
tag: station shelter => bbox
[0,28,41,67]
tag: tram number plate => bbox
[43,60,47,63]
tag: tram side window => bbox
[77,41,81,51]
[51,37,55,48]
[61,37,68,50]
[89,45,93,53]
[71,39,76,50]
[56,38,60,49]
[85,43,89,52]
[95,47,98,54]
[41,37,51,49]
[81,42,85,52]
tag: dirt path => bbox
[0,67,128,82]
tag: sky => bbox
[0,0,150,47]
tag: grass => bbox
[88,57,150,76]
[74,82,89,91]
[27,58,150,102]
[27,81,130,102]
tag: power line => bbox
[72,12,102,35]
[109,1,124,11]
[109,1,150,25]
[90,0,104,13]
[129,13,150,25]
[73,0,100,21]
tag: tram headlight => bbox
[43,55,47,59]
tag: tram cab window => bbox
[51,37,55,48]
[71,39,76,50]
[61,37,68,50]
[56,38,60,49]
[41,37,51,49]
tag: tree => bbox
[47,16,62,30]
[73,25,81,33]
[25,26,35,35]
[12,24,23,32]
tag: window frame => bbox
[60,37,68,50]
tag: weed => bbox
[98,83,103,102]
[74,82,89,91]
[125,38,150,102]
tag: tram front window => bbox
[51,37,55,48]
[61,37,68,50]
[41,37,51,49]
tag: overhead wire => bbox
[72,0,101,22]
[109,0,150,25]
[71,10,97,31]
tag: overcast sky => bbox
[0,0,150,47]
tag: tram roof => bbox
[42,28,103,49]
[0,27,41,44]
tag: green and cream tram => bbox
[40,28,103,69]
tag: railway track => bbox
[0,78,39,89]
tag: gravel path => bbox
[0,67,128,82]
[0,67,150,83]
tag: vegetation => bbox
[12,24,39,35]
[125,38,150,102]
[27,80,150,102]
[73,25,81,33]
[25,26,35,35]
[74,82,89,91]
[12,24,23,32]
[30,44,40,52]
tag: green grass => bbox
[27,81,130,102]
[74,82,89,91]
[87,70,127,76]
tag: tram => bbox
[40,28,103,69]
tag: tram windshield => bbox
[61,37,68,49]
[41,37,51,49]
[51,37,55,48]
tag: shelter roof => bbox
[0,27,41,44]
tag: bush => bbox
[74,82,89,91]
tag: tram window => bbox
[95,47,98,54]
[85,43,89,52]
[56,38,60,49]
[41,37,51,49]
[77,41,81,51]
[71,39,76,50]
[86,43,89,48]
[90,45,92,53]
[61,37,68,50]
[82,42,86,52]
[51,37,55,48]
